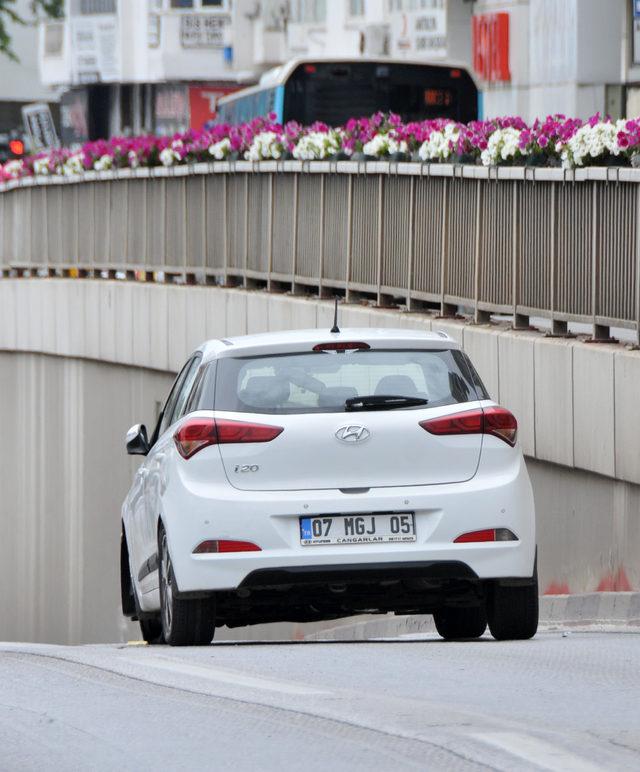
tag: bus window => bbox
[217,86,284,125]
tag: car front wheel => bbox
[159,528,216,646]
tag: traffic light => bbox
[9,139,24,156]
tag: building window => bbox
[71,0,116,12]
[291,0,327,23]
[170,0,224,7]
[349,0,365,16]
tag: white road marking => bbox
[125,654,331,697]
[474,732,604,772]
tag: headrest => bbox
[374,374,419,397]
[240,376,290,408]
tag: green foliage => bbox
[0,0,64,61]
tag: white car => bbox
[121,327,537,646]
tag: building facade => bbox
[1,0,58,148]
[36,0,640,141]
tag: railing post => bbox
[512,180,529,329]
[200,174,206,279]
[267,173,274,290]
[242,173,249,287]
[636,185,640,348]
[474,179,490,323]
[144,178,152,281]
[376,175,384,306]
[439,177,456,316]
[589,183,612,341]
[345,174,353,301]
[222,175,228,284]
[549,182,569,336]
[406,175,415,311]
[291,173,298,293]
[318,174,326,297]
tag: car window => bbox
[185,361,217,415]
[156,356,199,438]
[215,349,483,415]
[170,355,202,426]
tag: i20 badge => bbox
[335,425,371,444]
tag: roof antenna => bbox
[330,296,340,334]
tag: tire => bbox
[434,605,487,640]
[139,615,164,645]
[159,528,216,646]
[120,531,136,618]
[487,569,539,641]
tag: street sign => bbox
[634,0,640,19]
[22,103,60,153]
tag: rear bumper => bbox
[162,451,536,596]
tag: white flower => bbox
[63,154,84,176]
[292,131,341,160]
[209,138,232,160]
[93,154,113,172]
[33,157,50,176]
[2,159,23,178]
[480,128,527,166]
[418,123,460,162]
[560,121,626,168]
[159,147,180,167]
[244,131,286,161]
[362,133,408,158]
[128,150,140,169]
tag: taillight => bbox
[420,406,517,446]
[454,528,517,543]
[483,407,518,446]
[174,418,283,459]
[193,539,262,554]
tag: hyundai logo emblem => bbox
[335,425,371,443]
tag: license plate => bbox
[299,513,416,546]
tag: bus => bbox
[215,57,479,127]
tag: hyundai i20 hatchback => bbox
[121,328,538,646]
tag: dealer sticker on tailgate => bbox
[299,513,416,546]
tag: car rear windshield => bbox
[215,349,488,415]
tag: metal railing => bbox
[1,161,639,342]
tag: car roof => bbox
[198,328,458,361]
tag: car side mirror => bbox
[126,424,150,456]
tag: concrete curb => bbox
[540,592,640,627]
[301,593,640,641]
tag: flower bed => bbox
[2,112,640,181]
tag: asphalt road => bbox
[0,630,638,772]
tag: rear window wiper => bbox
[345,394,429,412]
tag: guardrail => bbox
[1,161,639,342]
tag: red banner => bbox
[189,85,239,130]
[472,12,510,83]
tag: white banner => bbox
[71,16,121,84]
[390,0,447,59]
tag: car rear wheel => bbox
[434,605,487,640]
[487,569,539,641]
[159,528,216,646]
